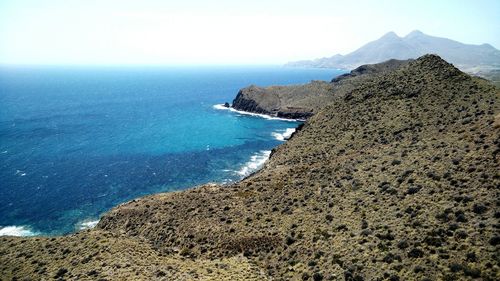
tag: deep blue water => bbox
[0,66,343,235]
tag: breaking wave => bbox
[0,225,38,237]
[237,150,271,177]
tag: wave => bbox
[213,104,302,122]
[272,128,296,141]
[15,169,27,176]
[0,225,38,237]
[77,219,100,230]
[237,150,271,177]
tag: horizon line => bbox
[0,63,292,68]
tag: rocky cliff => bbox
[232,59,410,119]
[1,55,499,280]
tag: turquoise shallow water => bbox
[0,66,343,235]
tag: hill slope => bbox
[232,59,410,119]
[1,55,499,280]
[286,31,500,73]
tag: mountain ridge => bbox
[285,30,500,73]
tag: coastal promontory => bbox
[232,59,410,119]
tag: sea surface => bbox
[0,65,343,236]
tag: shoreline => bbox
[213,103,306,122]
[1,105,300,237]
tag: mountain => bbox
[286,30,500,73]
[1,55,498,280]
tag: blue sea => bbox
[0,66,343,236]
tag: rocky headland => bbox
[231,59,410,120]
[1,55,499,280]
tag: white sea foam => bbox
[272,128,296,141]
[77,219,100,230]
[237,150,271,177]
[213,104,231,110]
[0,225,38,237]
[213,104,302,122]
[15,169,26,176]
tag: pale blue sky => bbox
[0,0,499,65]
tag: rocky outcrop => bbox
[276,110,313,119]
[232,59,411,119]
[231,84,321,119]
[232,85,277,115]
[1,55,499,280]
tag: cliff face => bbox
[232,85,282,115]
[232,59,410,119]
[1,55,499,281]
[231,83,326,119]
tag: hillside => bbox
[1,55,499,280]
[232,59,410,119]
[286,31,500,74]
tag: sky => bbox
[0,0,499,65]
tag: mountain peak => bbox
[480,43,495,49]
[380,31,400,40]
[405,30,425,38]
[409,54,464,79]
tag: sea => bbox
[0,65,343,236]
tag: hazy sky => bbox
[0,0,499,65]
